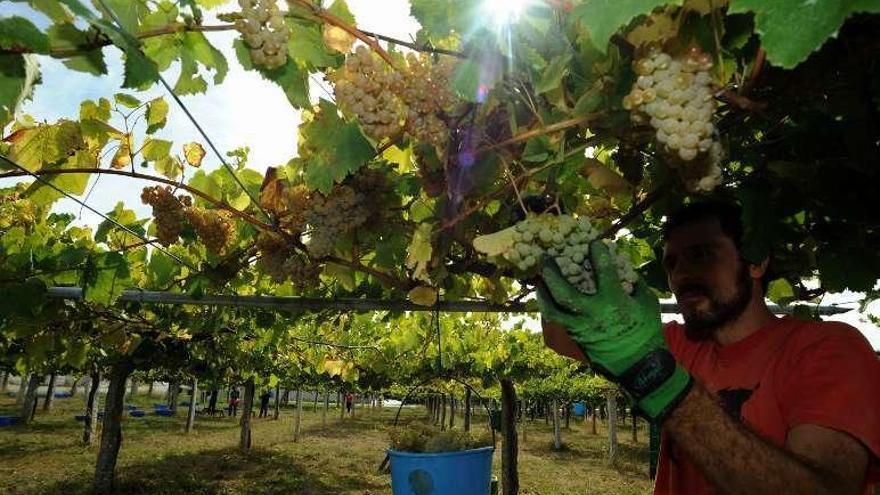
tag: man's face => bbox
[662,218,753,341]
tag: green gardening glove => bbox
[537,240,692,422]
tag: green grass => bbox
[0,392,653,494]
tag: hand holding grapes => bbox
[537,241,692,421]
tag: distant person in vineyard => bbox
[345,392,353,414]
[229,387,240,417]
[538,201,880,494]
[258,390,271,418]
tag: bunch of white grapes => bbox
[505,214,639,294]
[332,46,405,141]
[234,0,289,69]
[624,46,724,192]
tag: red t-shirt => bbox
[654,316,880,494]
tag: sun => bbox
[482,0,532,26]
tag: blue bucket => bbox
[388,446,494,495]
[572,402,586,417]
[0,416,21,427]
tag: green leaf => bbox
[94,201,141,242]
[766,279,794,304]
[48,24,108,75]
[145,97,169,133]
[180,31,228,85]
[84,252,131,305]
[28,0,76,23]
[89,18,159,88]
[80,97,112,121]
[451,58,501,102]
[300,100,374,193]
[189,169,222,199]
[0,53,39,126]
[24,149,96,207]
[148,250,177,287]
[141,137,172,161]
[154,156,183,179]
[409,0,472,40]
[0,16,50,54]
[287,19,339,69]
[0,278,47,318]
[327,0,356,24]
[536,53,573,94]
[817,242,879,293]
[234,40,309,108]
[114,93,141,108]
[728,0,880,69]
[571,0,683,53]
[737,180,774,263]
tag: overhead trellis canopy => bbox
[46,287,853,316]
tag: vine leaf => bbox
[183,142,206,167]
[299,100,373,193]
[729,0,880,69]
[0,54,39,126]
[233,39,310,109]
[408,286,438,306]
[145,98,169,134]
[473,226,516,257]
[406,223,433,282]
[571,0,683,53]
[49,24,108,76]
[0,16,50,54]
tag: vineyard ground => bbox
[0,392,652,494]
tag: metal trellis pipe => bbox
[44,287,855,315]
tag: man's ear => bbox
[748,258,769,279]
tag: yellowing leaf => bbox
[183,142,206,167]
[473,226,516,257]
[383,145,414,171]
[626,12,677,47]
[580,158,631,196]
[406,223,433,282]
[408,285,438,307]
[323,25,355,54]
[110,134,132,169]
[322,358,345,377]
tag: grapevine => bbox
[141,186,192,246]
[183,207,236,255]
[234,0,290,70]
[503,214,639,294]
[624,46,724,192]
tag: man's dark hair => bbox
[662,201,772,292]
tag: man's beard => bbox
[679,263,753,341]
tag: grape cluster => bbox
[274,184,310,233]
[141,186,191,246]
[332,46,405,141]
[256,232,321,288]
[302,184,369,258]
[184,207,236,255]
[624,46,724,192]
[333,48,457,150]
[396,53,456,150]
[505,214,639,294]
[234,0,289,69]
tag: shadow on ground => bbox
[36,446,387,495]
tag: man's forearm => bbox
[663,383,856,495]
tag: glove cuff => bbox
[634,364,692,423]
[616,348,692,422]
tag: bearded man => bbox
[538,201,880,494]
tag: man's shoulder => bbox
[778,317,873,355]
